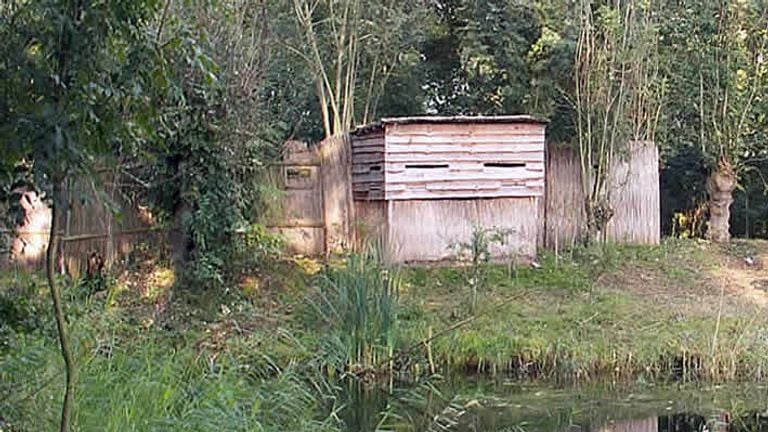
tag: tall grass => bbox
[1,330,340,431]
[305,251,401,373]
[0,269,341,432]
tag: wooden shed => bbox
[351,115,547,263]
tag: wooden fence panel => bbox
[319,135,355,254]
[265,140,325,256]
[1,173,160,275]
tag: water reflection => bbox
[337,379,768,432]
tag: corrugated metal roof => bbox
[352,115,548,135]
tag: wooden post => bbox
[319,134,355,255]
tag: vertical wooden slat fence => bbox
[1,173,161,275]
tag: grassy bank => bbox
[397,239,768,381]
[2,239,768,430]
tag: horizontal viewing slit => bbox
[405,164,449,169]
[483,162,526,168]
[369,165,382,172]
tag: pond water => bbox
[337,377,768,432]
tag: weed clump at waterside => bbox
[302,251,401,376]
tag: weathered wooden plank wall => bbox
[545,141,660,248]
[61,174,160,276]
[319,134,355,253]
[353,200,387,250]
[382,123,546,200]
[351,131,385,200]
[387,197,539,263]
[266,141,324,256]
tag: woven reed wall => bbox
[319,134,355,253]
[545,141,660,248]
[545,145,586,250]
[605,141,661,244]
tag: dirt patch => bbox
[599,241,768,316]
[752,279,768,292]
[708,240,768,309]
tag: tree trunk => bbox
[168,159,193,275]
[706,161,736,243]
[47,181,76,432]
[169,200,193,274]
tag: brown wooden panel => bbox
[351,130,385,202]
[387,198,538,263]
[283,165,319,190]
[278,189,323,223]
[385,152,544,163]
[386,135,544,145]
[283,140,320,164]
[354,200,388,250]
[385,142,543,154]
[386,185,543,200]
[381,120,545,201]
[387,122,545,137]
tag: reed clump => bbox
[303,251,401,375]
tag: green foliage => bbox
[420,0,543,115]
[656,0,768,237]
[304,252,401,372]
[450,225,510,313]
[400,240,768,380]
[1,332,339,432]
[0,272,340,432]
[1,0,162,193]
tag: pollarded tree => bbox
[660,1,768,242]
[291,0,429,137]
